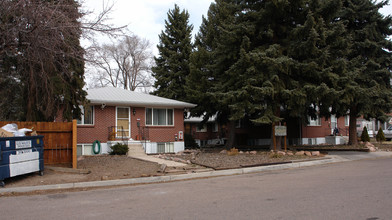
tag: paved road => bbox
[1,157,392,220]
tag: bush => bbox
[184,133,199,149]
[109,143,128,155]
[376,127,386,143]
[361,126,370,142]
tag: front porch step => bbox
[127,143,147,157]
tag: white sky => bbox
[81,0,392,56]
[81,0,214,55]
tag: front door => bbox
[331,115,337,135]
[116,107,130,138]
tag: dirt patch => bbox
[173,151,319,169]
[3,155,162,188]
[2,151,322,188]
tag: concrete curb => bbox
[0,157,337,194]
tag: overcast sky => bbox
[81,0,214,55]
[81,0,392,55]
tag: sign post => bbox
[274,125,287,152]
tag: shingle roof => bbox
[86,87,196,108]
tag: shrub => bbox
[109,143,128,155]
[184,133,199,149]
[361,126,370,142]
[376,127,386,143]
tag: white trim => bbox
[116,107,131,138]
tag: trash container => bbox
[0,136,44,187]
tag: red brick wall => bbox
[77,105,116,143]
[141,108,185,142]
[77,106,185,143]
[301,116,349,138]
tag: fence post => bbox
[72,119,77,169]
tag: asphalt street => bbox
[1,156,392,219]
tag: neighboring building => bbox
[56,87,195,155]
[185,115,361,147]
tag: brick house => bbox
[185,115,359,147]
[58,87,195,155]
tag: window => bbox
[77,106,94,125]
[196,124,207,132]
[308,116,321,126]
[77,144,93,156]
[345,115,350,126]
[146,108,174,126]
[157,142,174,153]
[213,123,218,132]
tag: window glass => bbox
[345,115,350,126]
[117,108,129,118]
[77,106,94,125]
[167,109,173,125]
[147,108,173,126]
[146,108,152,125]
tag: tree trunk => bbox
[348,109,358,145]
[226,120,236,149]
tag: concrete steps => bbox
[127,143,146,157]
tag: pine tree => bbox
[152,4,193,101]
[336,0,392,145]
[189,0,343,149]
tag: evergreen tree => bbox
[361,126,370,142]
[152,4,193,101]
[189,0,343,149]
[376,127,386,143]
[335,0,392,145]
[0,0,86,121]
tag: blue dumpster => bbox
[0,136,44,187]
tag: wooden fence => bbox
[0,120,77,168]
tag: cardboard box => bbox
[0,128,14,137]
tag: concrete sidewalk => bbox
[130,155,187,167]
[1,151,391,194]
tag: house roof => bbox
[86,87,196,108]
[184,113,217,123]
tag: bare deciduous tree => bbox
[87,34,154,92]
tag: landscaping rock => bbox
[277,151,286,156]
[220,150,227,154]
[101,175,109,180]
[250,151,257,155]
[368,146,376,152]
[295,151,305,156]
[287,152,294,156]
[239,151,244,154]
[311,151,320,156]
[305,151,312,156]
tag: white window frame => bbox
[308,116,321,126]
[345,115,350,126]
[77,105,94,125]
[116,107,131,138]
[145,108,174,126]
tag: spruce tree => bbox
[189,0,342,149]
[336,0,392,145]
[152,4,193,101]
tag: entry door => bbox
[116,107,130,138]
[331,115,337,134]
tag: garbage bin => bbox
[0,136,44,187]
